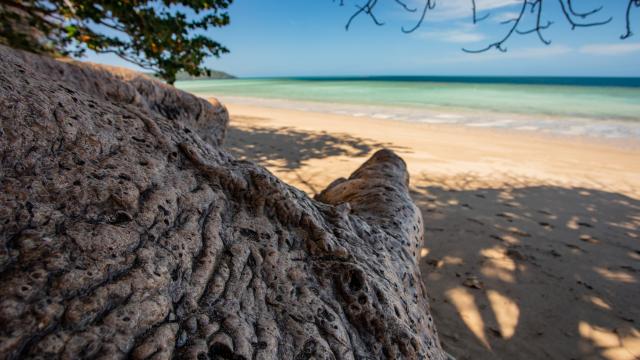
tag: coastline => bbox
[209,95,640,141]
[219,100,640,199]
[217,99,640,359]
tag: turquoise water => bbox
[176,77,640,121]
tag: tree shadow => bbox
[224,116,406,172]
[412,177,640,359]
[223,117,639,358]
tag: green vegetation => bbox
[174,69,235,80]
[0,0,233,84]
[146,69,235,81]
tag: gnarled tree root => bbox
[0,45,446,360]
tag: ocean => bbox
[175,76,640,139]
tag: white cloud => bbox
[446,31,486,43]
[403,44,574,68]
[438,44,573,63]
[579,43,640,56]
[419,29,486,43]
[410,0,521,21]
[492,11,520,22]
[507,44,572,58]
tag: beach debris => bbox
[508,227,531,237]
[496,212,517,219]
[565,243,585,252]
[538,221,553,229]
[576,280,594,290]
[462,276,483,289]
[579,234,600,244]
[504,201,521,208]
[549,249,563,258]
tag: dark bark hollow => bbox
[0,46,446,360]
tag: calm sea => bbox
[176,76,640,138]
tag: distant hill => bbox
[146,70,236,81]
[175,70,235,80]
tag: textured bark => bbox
[0,46,446,360]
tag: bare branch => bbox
[401,0,435,33]
[557,0,612,30]
[463,0,528,53]
[345,0,385,30]
[515,0,552,45]
[394,0,416,13]
[472,0,490,24]
[339,0,636,53]
[621,0,640,39]
[567,0,602,18]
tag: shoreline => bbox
[219,100,640,199]
[205,95,640,141]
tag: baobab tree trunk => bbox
[0,45,447,360]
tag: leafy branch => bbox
[0,0,234,84]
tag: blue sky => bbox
[85,0,640,77]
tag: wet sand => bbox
[218,100,640,360]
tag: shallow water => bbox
[176,77,640,139]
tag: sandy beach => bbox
[218,100,640,360]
